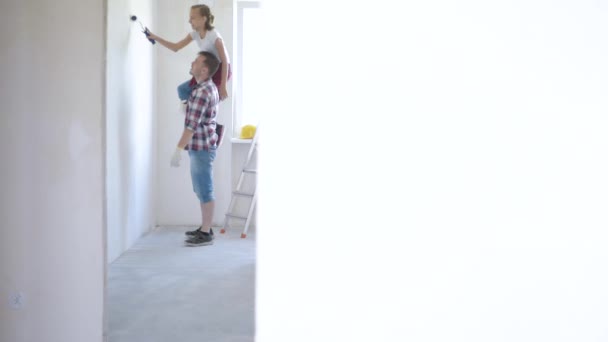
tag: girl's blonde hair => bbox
[191,4,215,31]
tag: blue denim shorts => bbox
[188,148,217,203]
[177,79,193,102]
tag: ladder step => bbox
[243,168,257,174]
[233,191,254,197]
[226,213,248,220]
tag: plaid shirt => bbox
[184,78,219,151]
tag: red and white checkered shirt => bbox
[184,78,219,151]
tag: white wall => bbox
[156,0,235,227]
[257,1,608,341]
[106,0,157,263]
[0,0,104,341]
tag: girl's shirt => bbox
[190,29,222,59]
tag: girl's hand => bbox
[219,86,228,101]
[147,31,159,40]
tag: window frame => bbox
[233,0,262,138]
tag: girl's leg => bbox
[212,62,232,89]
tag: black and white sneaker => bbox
[185,227,214,237]
[185,231,214,247]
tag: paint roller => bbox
[130,15,156,44]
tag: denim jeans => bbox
[188,148,217,203]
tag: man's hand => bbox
[170,147,183,167]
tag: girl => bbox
[148,4,231,102]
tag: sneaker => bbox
[185,227,214,236]
[185,231,214,247]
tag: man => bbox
[170,51,221,247]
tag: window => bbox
[235,1,264,137]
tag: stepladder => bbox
[220,126,258,238]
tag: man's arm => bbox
[176,129,195,149]
[171,89,210,167]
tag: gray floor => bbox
[107,226,256,342]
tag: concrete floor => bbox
[106,226,256,342]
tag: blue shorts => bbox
[177,79,193,102]
[188,148,217,203]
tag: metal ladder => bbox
[220,126,258,238]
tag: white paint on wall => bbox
[106,0,157,263]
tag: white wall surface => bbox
[106,0,157,263]
[155,0,234,227]
[256,1,608,341]
[0,0,105,341]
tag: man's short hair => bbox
[198,51,220,78]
